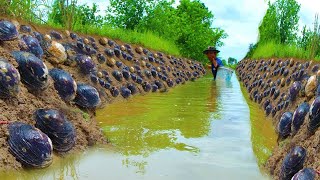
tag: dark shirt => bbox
[211,58,223,80]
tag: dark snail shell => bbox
[289,81,302,102]
[291,102,309,135]
[8,122,53,168]
[120,86,131,98]
[20,25,32,33]
[291,168,316,180]
[278,112,293,139]
[0,20,18,41]
[75,55,97,74]
[131,73,137,81]
[136,77,143,84]
[49,68,77,102]
[142,82,151,92]
[74,83,101,108]
[108,40,114,47]
[122,69,130,80]
[50,30,63,40]
[114,48,121,57]
[280,146,306,180]
[110,86,119,97]
[151,84,158,92]
[116,61,123,68]
[104,48,114,57]
[308,96,320,135]
[12,51,49,91]
[127,83,138,95]
[70,32,77,40]
[166,79,174,87]
[34,109,76,152]
[0,58,20,98]
[20,35,44,58]
[154,80,163,89]
[97,53,106,64]
[112,70,123,82]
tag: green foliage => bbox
[258,0,300,44]
[227,57,237,65]
[250,14,320,61]
[106,0,151,30]
[173,0,227,62]
[298,25,313,50]
[248,0,320,61]
[107,0,227,63]
[276,0,301,44]
[226,64,237,70]
[0,0,48,23]
[48,0,79,30]
[137,0,176,37]
[308,15,320,59]
[258,1,280,43]
[85,24,181,56]
[251,41,310,60]
[48,0,104,31]
[2,0,227,62]
[221,59,227,66]
[244,43,258,59]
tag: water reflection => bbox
[0,152,82,180]
[239,82,277,167]
[97,80,214,155]
[0,74,276,180]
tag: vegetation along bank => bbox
[0,17,206,170]
[237,58,320,180]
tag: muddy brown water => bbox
[0,73,277,180]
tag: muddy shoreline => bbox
[237,59,320,180]
[0,17,205,170]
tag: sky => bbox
[79,0,320,60]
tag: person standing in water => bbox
[203,46,223,80]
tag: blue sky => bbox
[79,0,320,60]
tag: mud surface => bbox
[0,17,205,170]
[237,59,320,180]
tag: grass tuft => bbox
[251,42,320,60]
[82,25,181,56]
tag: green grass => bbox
[251,42,315,60]
[1,0,181,57]
[48,22,181,57]
[226,64,237,70]
[81,25,181,56]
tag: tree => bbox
[244,43,258,59]
[174,0,227,61]
[298,25,312,50]
[48,1,104,30]
[258,1,280,43]
[135,0,227,62]
[106,0,151,29]
[137,0,177,38]
[258,0,300,44]
[228,57,237,65]
[48,0,78,30]
[221,59,227,66]
[275,0,300,44]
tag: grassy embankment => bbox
[251,42,320,61]
[0,0,181,57]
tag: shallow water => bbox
[0,73,277,180]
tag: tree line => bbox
[246,0,320,60]
[1,0,230,63]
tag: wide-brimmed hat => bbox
[203,46,220,54]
